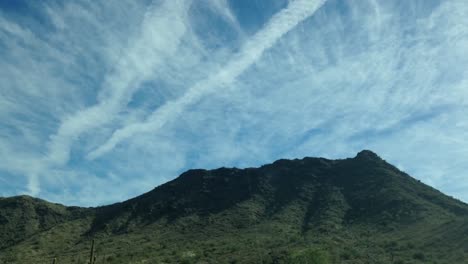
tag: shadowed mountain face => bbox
[1,150,468,263]
[0,196,91,249]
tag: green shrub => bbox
[413,252,425,260]
[289,248,330,264]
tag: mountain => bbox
[1,150,468,263]
[0,195,89,250]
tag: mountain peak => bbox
[355,149,381,160]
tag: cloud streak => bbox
[88,0,327,159]
[46,0,191,166]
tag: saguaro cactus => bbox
[89,239,95,264]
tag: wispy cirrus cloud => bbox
[1,0,468,206]
[0,0,259,204]
[46,0,191,167]
[87,0,327,159]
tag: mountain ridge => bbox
[1,150,468,263]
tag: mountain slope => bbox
[1,150,467,263]
[0,195,92,250]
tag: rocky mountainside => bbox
[1,150,467,263]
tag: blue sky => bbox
[0,0,467,206]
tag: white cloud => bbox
[88,0,327,159]
[1,0,196,196]
[1,0,468,205]
[46,0,192,167]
